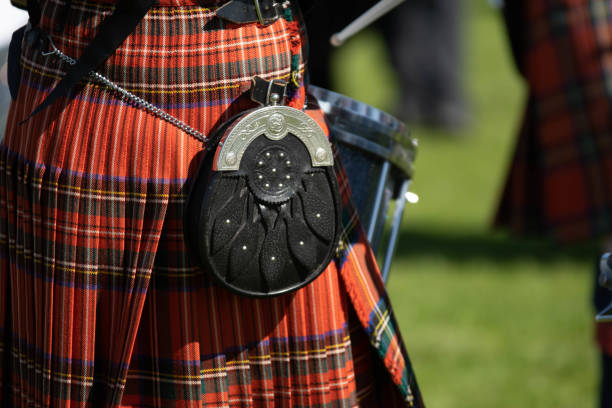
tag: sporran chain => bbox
[42,39,208,143]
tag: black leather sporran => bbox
[184,79,341,297]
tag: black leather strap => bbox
[26,0,41,28]
[8,25,26,100]
[216,0,284,25]
[250,76,288,106]
[23,0,155,121]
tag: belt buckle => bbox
[254,0,280,26]
[216,0,284,26]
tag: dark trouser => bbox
[595,257,612,408]
[303,0,466,127]
[601,353,612,408]
[379,0,465,125]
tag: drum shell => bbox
[309,85,416,280]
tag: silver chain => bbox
[42,38,208,143]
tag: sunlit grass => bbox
[390,256,596,408]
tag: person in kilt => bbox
[497,1,612,406]
[0,0,424,406]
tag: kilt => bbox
[498,0,612,365]
[495,0,612,244]
[0,0,424,407]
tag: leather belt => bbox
[217,0,287,26]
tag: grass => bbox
[331,1,600,407]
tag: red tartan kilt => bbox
[495,0,612,244]
[0,0,422,406]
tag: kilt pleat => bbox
[496,0,612,243]
[0,0,423,406]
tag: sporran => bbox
[184,78,342,297]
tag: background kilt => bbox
[497,0,612,370]
[495,0,612,244]
[0,0,423,406]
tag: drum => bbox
[309,85,416,282]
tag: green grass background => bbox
[330,2,600,407]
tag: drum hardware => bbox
[330,0,405,47]
[405,191,420,204]
[309,85,416,282]
[597,253,612,322]
[380,179,411,282]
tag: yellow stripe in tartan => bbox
[247,336,351,359]
[7,244,203,278]
[22,63,242,94]
[109,82,242,95]
[53,181,178,200]
[5,169,185,200]
[8,345,127,386]
[22,63,80,82]
[348,239,387,325]
[8,246,154,279]
[21,62,304,96]
[126,336,351,380]
[149,7,215,15]
[346,238,398,351]
[374,309,390,334]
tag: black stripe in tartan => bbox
[3,340,137,403]
[20,59,296,106]
[124,331,354,400]
[329,144,361,270]
[1,147,165,291]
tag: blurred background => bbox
[313,1,599,407]
[0,3,27,141]
[0,1,600,407]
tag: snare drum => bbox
[308,86,416,282]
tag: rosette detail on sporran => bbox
[185,79,341,297]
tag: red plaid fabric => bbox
[10,0,230,9]
[0,0,423,406]
[496,0,612,244]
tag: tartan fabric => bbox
[495,0,612,243]
[10,0,231,9]
[0,0,423,406]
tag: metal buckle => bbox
[216,0,284,26]
[254,0,280,26]
[250,76,288,106]
[266,79,287,105]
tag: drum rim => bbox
[308,85,416,178]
